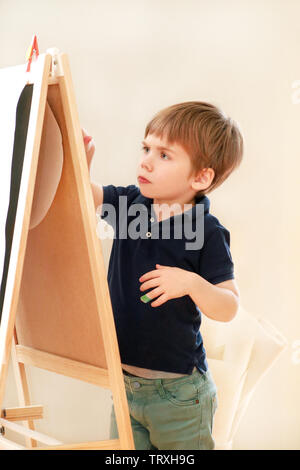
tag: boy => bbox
[82,101,243,450]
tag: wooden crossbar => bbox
[16,345,110,388]
[0,418,63,446]
[1,405,43,421]
[0,436,26,450]
[32,439,121,450]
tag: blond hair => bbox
[144,101,244,196]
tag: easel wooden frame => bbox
[0,51,134,450]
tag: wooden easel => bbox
[0,41,134,450]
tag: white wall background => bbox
[1,0,300,450]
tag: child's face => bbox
[136,133,197,203]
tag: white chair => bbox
[201,305,288,450]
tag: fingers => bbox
[84,135,92,145]
[151,293,169,307]
[81,129,95,168]
[139,269,161,282]
[82,128,93,145]
[140,287,165,304]
[140,278,160,292]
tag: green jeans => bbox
[110,367,218,450]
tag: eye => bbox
[141,146,170,160]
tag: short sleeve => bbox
[99,184,139,228]
[198,223,234,285]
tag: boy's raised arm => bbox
[82,128,103,211]
[90,182,103,211]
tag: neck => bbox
[153,194,196,222]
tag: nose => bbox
[141,152,154,172]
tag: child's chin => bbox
[139,186,155,200]
[138,183,152,193]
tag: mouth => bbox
[138,176,151,184]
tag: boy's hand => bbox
[139,264,195,307]
[82,128,95,170]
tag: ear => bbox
[191,168,215,192]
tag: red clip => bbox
[26,35,39,73]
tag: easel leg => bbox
[11,329,37,448]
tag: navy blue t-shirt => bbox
[100,184,234,375]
